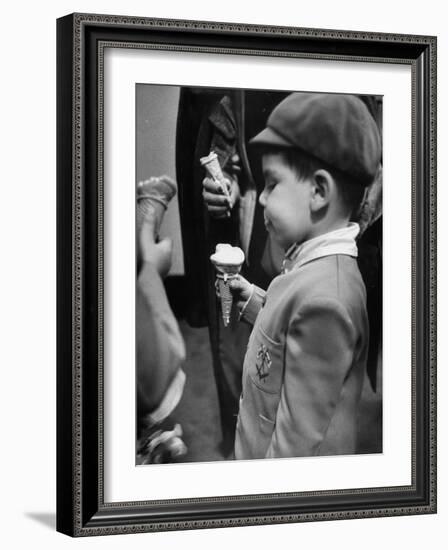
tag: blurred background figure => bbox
[136,175,187,464]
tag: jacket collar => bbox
[281,222,360,274]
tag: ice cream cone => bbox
[218,276,233,327]
[137,175,177,236]
[200,152,229,196]
[200,151,231,218]
[210,244,245,327]
[216,270,239,327]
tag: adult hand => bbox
[226,153,242,181]
[138,208,173,278]
[202,176,240,219]
[202,153,242,218]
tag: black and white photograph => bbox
[1,0,444,544]
[53,9,436,539]
[135,85,383,465]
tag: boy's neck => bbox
[282,221,359,273]
[297,219,352,249]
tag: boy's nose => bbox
[259,189,267,207]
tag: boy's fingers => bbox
[228,279,238,291]
[229,276,252,303]
[229,277,245,291]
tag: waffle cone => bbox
[218,277,234,327]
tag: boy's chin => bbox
[266,224,295,251]
[272,234,292,252]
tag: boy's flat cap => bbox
[250,93,381,186]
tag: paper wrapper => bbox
[200,151,231,219]
[200,152,229,196]
[136,176,177,235]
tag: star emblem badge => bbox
[256,344,272,382]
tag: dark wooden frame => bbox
[57,13,437,536]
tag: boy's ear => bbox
[310,169,333,212]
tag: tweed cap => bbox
[250,92,381,186]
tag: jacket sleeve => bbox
[238,285,266,326]
[137,262,186,420]
[265,297,356,458]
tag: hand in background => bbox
[202,154,241,219]
[138,208,173,278]
[226,153,242,181]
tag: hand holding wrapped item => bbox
[137,175,177,277]
[200,151,233,218]
[136,175,177,236]
[210,244,245,327]
[200,152,229,196]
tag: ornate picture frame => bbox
[56,13,436,536]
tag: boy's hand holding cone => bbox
[228,275,253,309]
[210,244,246,327]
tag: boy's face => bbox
[259,153,313,251]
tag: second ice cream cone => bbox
[200,152,228,195]
[137,175,177,236]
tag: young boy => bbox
[230,92,381,459]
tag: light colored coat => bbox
[234,252,369,460]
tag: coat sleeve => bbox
[265,297,357,458]
[238,285,266,326]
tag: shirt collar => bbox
[282,222,360,274]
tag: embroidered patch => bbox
[256,344,272,382]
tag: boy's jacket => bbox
[235,254,369,460]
